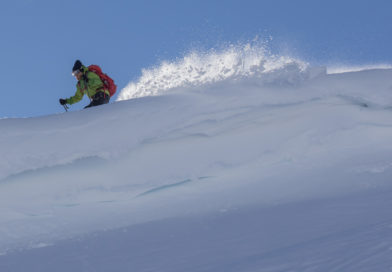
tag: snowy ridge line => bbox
[117,43,309,100]
[327,64,392,74]
[117,42,392,101]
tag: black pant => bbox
[84,92,110,109]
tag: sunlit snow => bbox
[1,47,392,271]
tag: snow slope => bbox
[1,48,392,271]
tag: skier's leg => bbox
[84,92,110,109]
[84,102,94,109]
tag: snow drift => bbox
[1,46,392,271]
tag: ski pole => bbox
[63,104,69,112]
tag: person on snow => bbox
[59,60,110,109]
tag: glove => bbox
[59,98,67,105]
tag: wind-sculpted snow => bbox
[1,62,392,271]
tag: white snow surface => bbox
[1,49,392,271]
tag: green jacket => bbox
[66,66,110,105]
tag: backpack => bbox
[87,65,117,97]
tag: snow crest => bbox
[117,44,309,100]
[327,64,392,74]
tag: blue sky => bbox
[0,0,391,117]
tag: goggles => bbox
[72,70,81,77]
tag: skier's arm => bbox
[66,85,84,105]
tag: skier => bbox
[59,60,113,109]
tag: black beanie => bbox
[72,60,83,72]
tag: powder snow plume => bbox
[117,43,309,101]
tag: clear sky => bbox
[0,0,391,117]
